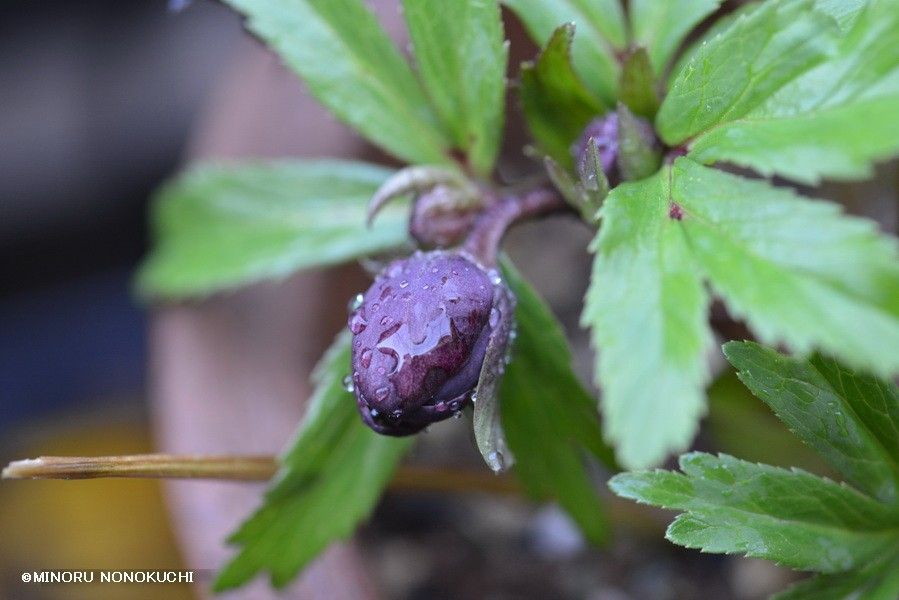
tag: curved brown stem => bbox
[462,186,570,266]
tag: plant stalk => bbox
[462,186,569,266]
[1,454,521,495]
[1,454,277,481]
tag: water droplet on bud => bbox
[349,312,367,334]
[343,375,354,392]
[348,293,364,313]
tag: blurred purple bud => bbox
[572,114,619,183]
[409,185,481,248]
[167,0,192,13]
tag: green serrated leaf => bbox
[724,341,899,504]
[222,0,451,165]
[671,157,899,377]
[402,0,507,175]
[814,0,869,30]
[501,260,615,543]
[615,103,662,181]
[670,0,856,86]
[688,0,899,184]
[774,551,899,600]
[618,48,659,118]
[136,161,408,299]
[610,452,899,572]
[519,24,605,167]
[657,0,838,144]
[214,332,413,591]
[581,168,713,469]
[706,368,829,474]
[583,157,899,467]
[629,0,722,74]
[503,0,623,103]
[669,2,760,87]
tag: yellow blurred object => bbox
[0,418,195,600]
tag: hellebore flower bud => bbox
[572,107,659,185]
[348,250,512,436]
[572,113,620,180]
[366,166,483,250]
[409,184,481,248]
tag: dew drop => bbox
[342,375,355,392]
[489,307,501,328]
[488,270,502,285]
[435,401,447,412]
[349,312,367,334]
[370,408,379,417]
[449,400,461,411]
[400,280,410,288]
[470,392,478,404]
[379,286,393,301]
[371,303,380,313]
[380,316,392,326]
[375,387,390,401]
[453,411,463,419]
[360,349,372,369]
[377,322,401,343]
[348,293,364,313]
[487,451,505,472]
[422,284,430,290]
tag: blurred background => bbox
[0,1,895,599]
[1,2,239,598]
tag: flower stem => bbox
[462,186,569,266]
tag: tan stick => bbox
[1,454,277,481]
[1,454,521,494]
[1,454,666,534]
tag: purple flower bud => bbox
[572,111,658,185]
[573,114,619,173]
[348,250,511,436]
[408,185,480,248]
